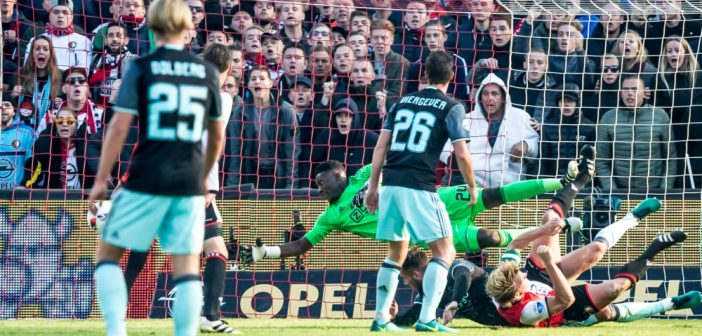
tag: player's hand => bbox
[364,187,379,214]
[509,141,528,162]
[243,238,267,264]
[536,245,553,263]
[443,301,458,325]
[205,192,216,208]
[542,217,565,236]
[376,91,387,118]
[467,186,478,206]
[389,300,399,320]
[109,79,122,104]
[89,180,108,205]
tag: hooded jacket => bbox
[596,104,678,191]
[464,74,539,188]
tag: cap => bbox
[262,32,281,41]
[293,76,313,88]
[557,83,581,104]
[62,67,89,81]
[331,26,348,38]
[50,0,74,11]
[333,98,358,115]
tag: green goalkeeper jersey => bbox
[304,165,494,246]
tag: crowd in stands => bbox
[1,0,701,193]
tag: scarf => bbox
[50,101,98,135]
[45,23,75,36]
[120,15,146,29]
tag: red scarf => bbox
[120,15,145,28]
[45,23,75,36]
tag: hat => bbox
[62,67,88,81]
[261,33,281,41]
[293,76,313,88]
[1,92,16,108]
[331,26,348,38]
[333,98,358,115]
[50,0,74,11]
[557,83,580,104]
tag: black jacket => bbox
[539,109,596,178]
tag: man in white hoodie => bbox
[460,73,539,188]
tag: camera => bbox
[581,194,622,243]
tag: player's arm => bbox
[446,104,477,205]
[203,76,225,182]
[537,246,574,316]
[391,297,422,326]
[245,212,334,263]
[365,128,392,214]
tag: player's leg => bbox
[585,231,687,312]
[124,250,150,292]
[558,198,662,282]
[200,202,240,334]
[95,188,164,336]
[580,291,702,326]
[159,195,207,336]
[372,186,410,331]
[529,145,596,267]
[410,191,457,332]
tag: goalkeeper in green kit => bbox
[244,160,580,263]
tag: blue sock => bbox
[95,261,128,336]
[173,275,203,336]
[374,258,401,324]
[419,258,450,324]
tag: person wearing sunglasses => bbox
[583,54,622,122]
[188,0,208,49]
[92,0,153,56]
[22,108,97,189]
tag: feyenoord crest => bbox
[68,41,77,49]
[11,140,20,149]
[19,101,34,118]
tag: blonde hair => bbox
[148,0,192,37]
[611,30,649,72]
[659,35,698,89]
[485,262,520,309]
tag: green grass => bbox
[0,318,701,335]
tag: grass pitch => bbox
[0,318,701,335]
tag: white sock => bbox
[419,259,450,324]
[614,299,673,322]
[594,214,639,249]
[374,258,401,324]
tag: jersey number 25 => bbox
[390,109,436,153]
[147,82,207,142]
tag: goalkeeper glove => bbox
[560,160,578,187]
[243,238,281,264]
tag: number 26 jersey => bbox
[114,46,223,196]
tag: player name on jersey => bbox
[398,95,448,110]
[150,60,207,78]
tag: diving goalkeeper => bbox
[245,159,579,263]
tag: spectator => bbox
[277,1,307,44]
[0,32,19,91]
[189,0,208,49]
[1,0,34,64]
[92,0,153,56]
[392,0,428,63]
[261,33,283,81]
[332,0,355,32]
[252,0,277,33]
[311,0,334,25]
[488,13,519,70]
[514,3,571,56]
[221,74,242,106]
[332,43,355,80]
[349,10,371,39]
[205,30,231,48]
[242,25,265,71]
[89,22,136,107]
[0,96,35,189]
[228,44,244,82]
[456,0,495,67]
[466,73,539,188]
[331,26,347,47]
[652,36,702,188]
[549,21,596,90]
[345,58,385,131]
[25,0,92,70]
[611,30,658,90]
[509,48,557,123]
[205,0,238,30]
[348,31,368,59]
[369,0,402,29]
[586,2,625,70]
[583,53,623,122]
[22,107,99,189]
[41,67,103,135]
[288,76,330,186]
[311,98,378,177]
[406,19,469,101]
[369,19,409,109]
[226,67,299,189]
[308,45,334,105]
[539,83,595,178]
[596,76,677,191]
[277,42,309,105]
[228,6,253,38]
[12,36,63,131]
[309,23,332,49]
[644,0,702,67]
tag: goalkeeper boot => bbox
[200,317,242,334]
[631,198,662,221]
[415,320,458,333]
[370,320,407,332]
[673,291,702,310]
[577,144,596,179]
